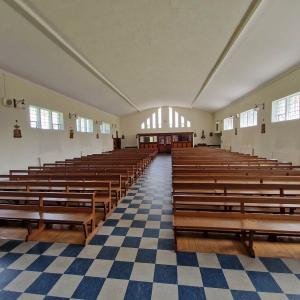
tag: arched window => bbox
[158,107,162,128]
[140,107,162,130]
[169,107,173,128]
[146,117,150,129]
[152,113,156,129]
[174,111,179,128]
[181,116,185,128]
[168,107,191,129]
[140,107,192,130]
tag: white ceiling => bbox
[0,0,299,116]
[195,0,300,111]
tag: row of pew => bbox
[0,149,157,244]
[172,147,300,257]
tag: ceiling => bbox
[0,0,299,116]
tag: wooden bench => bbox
[5,173,129,197]
[26,164,138,182]
[173,194,300,215]
[0,181,112,220]
[173,195,300,256]
[0,191,97,245]
[172,182,300,196]
[172,174,300,184]
[172,166,300,173]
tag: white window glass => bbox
[158,107,162,128]
[40,109,50,129]
[287,94,300,120]
[272,93,300,123]
[248,110,254,126]
[253,109,257,125]
[100,122,111,134]
[29,106,39,128]
[240,109,257,128]
[80,118,86,132]
[240,112,247,128]
[77,117,93,133]
[169,107,173,128]
[51,111,63,130]
[223,117,233,130]
[146,117,150,129]
[181,116,185,128]
[152,113,156,129]
[87,119,93,133]
[140,107,192,131]
[29,106,64,130]
[272,99,286,122]
[175,111,179,128]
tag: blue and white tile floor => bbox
[0,155,300,299]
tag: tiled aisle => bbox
[0,155,300,300]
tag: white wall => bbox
[0,69,120,173]
[120,106,220,147]
[214,66,300,164]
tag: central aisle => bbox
[0,155,299,299]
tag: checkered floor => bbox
[0,155,300,300]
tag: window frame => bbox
[76,116,94,133]
[272,92,300,123]
[146,117,151,129]
[100,122,111,134]
[223,116,234,131]
[158,107,162,129]
[174,111,179,128]
[169,107,173,128]
[140,107,191,130]
[240,109,257,128]
[152,112,156,129]
[180,116,185,128]
[29,105,64,130]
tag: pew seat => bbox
[174,211,300,257]
[0,191,97,245]
[173,194,300,256]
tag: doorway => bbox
[158,135,172,153]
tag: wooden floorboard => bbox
[177,235,300,258]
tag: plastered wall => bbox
[214,67,300,164]
[120,106,220,147]
[0,69,120,173]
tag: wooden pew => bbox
[172,174,300,184]
[173,195,300,256]
[0,191,97,245]
[0,181,112,220]
[5,173,129,197]
[172,182,300,196]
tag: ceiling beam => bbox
[4,0,140,112]
[191,0,262,106]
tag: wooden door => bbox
[158,136,165,153]
[113,138,121,150]
[158,135,172,153]
[165,135,172,153]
